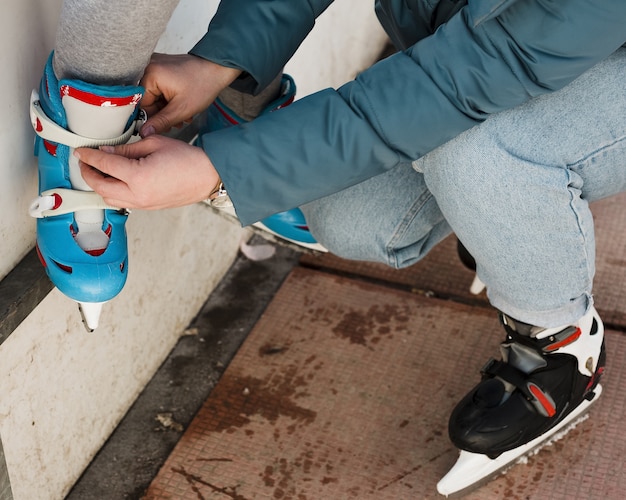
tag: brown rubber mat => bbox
[300,233,483,303]
[301,192,626,328]
[144,268,626,499]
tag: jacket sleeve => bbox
[199,0,626,226]
[190,0,334,94]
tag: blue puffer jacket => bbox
[191,0,626,226]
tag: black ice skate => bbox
[438,306,605,497]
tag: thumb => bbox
[74,138,158,168]
[140,97,189,137]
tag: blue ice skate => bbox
[201,75,327,253]
[29,53,144,330]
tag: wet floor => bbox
[139,193,626,500]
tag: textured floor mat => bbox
[301,193,626,328]
[144,268,626,499]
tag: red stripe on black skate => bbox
[528,384,556,417]
[585,366,605,392]
[544,327,582,352]
[60,85,141,107]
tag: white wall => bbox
[0,0,61,282]
[0,1,387,498]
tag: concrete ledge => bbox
[0,249,51,346]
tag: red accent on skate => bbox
[212,101,240,125]
[35,244,47,268]
[52,193,62,210]
[84,224,113,256]
[276,95,295,109]
[585,366,605,391]
[529,384,556,417]
[86,248,106,257]
[52,260,73,274]
[545,327,582,352]
[43,140,58,157]
[36,117,43,132]
[60,85,141,107]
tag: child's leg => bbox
[32,0,179,329]
[54,0,180,85]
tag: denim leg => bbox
[420,48,626,327]
[302,162,452,269]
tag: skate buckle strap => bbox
[506,324,581,354]
[540,326,581,353]
[501,313,581,354]
[483,359,557,418]
[30,90,145,148]
[29,188,123,218]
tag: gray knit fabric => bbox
[53,0,180,85]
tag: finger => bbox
[141,96,191,136]
[79,163,133,204]
[139,85,164,110]
[75,137,159,168]
[104,138,163,160]
[74,147,138,181]
[139,55,167,104]
[140,100,165,119]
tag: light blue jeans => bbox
[303,47,626,328]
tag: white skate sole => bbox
[437,384,603,497]
[251,221,328,253]
[201,201,327,254]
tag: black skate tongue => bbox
[473,379,505,409]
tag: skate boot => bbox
[199,75,327,253]
[438,306,605,496]
[29,52,144,330]
[456,239,485,295]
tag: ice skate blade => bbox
[78,301,105,332]
[437,384,603,497]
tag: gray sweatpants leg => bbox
[54,0,282,117]
[53,0,180,85]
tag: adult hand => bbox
[139,53,241,137]
[75,135,220,210]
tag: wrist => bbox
[191,55,242,93]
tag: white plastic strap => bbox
[30,89,142,148]
[29,188,122,218]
